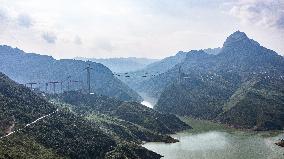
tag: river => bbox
[141,100,154,108]
[143,117,284,159]
[139,93,157,109]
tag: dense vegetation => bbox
[141,31,284,130]
[60,91,190,134]
[0,45,141,102]
[0,72,57,134]
[0,72,191,158]
[218,77,284,130]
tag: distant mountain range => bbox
[75,57,159,73]
[0,45,141,102]
[118,48,221,91]
[141,47,221,75]
[115,51,187,90]
[0,72,190,158]
[137,31,284,130]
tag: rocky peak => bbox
[220,31,261,56]
[223,31,260,48]
[223,31,249,46]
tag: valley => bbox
[0,31,283,159]
[0,72,189,158]
[1,0,284,158]
[133,31,284,131]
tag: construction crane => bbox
[45,83,49,92]
[178,66,182,83]
[26,82,37,90]
[84,62,94,94]
[66,76,71,92]
[60,81,63,93]
[48,81,60,94]
[36,82,43,91]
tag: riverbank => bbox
[180,117,283,137]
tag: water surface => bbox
[141,100,154,108]
[143,118,284,159]
[139,92,157,108]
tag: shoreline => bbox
[142,117,284,159]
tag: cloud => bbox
[0,9,7,21]
[0,8,9,25]
[95,39,114,52]
[229,0,284,30]
[1,0,284,58]
[0,8,33,28]
[17,14,33,28]
[74,36,82,45]
[42,32,57,44]
[276,14,284,28]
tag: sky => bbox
[0,0,283,59]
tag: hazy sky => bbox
[0,0,283,59]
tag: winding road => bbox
[0,109,59,140]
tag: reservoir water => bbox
[139,93,157,109]
[143,117,284,159]
[141,100,154,108]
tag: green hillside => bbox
[60,91,190,134]
[153,31,284,130]
[0,72,190,158]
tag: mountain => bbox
[117,51,189,91]
[143,48,221,75]
[75,57,159,73]
[0,72,116,158]
[143,51,188,74]
[118,49,222,92]
[151,31,284,130]
[134,50,212,98]
[120,48,222,93]
[0,72,58,135]
[218,77,284,130]
[0,45,141,102]
[0,72,191,158]
[60,91,190,134]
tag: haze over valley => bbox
[0,0,284,159]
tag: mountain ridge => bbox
[0,71,190,158]
[0,45,142,102]
[151,31,284,130]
